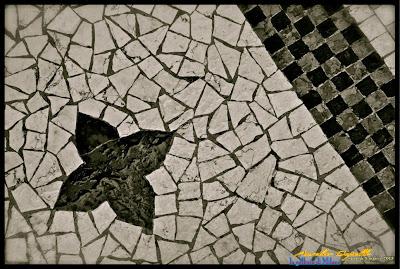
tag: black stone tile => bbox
[362,176,385,198]
[372,128,393,149]
[329,131,352,153]
[310,103,332,124]
[388,186,395,199]
[377,104,395,124]
[337,109,359,131]
[271,10,292,31]
[355,76,378,96]
[288,39,309,60]
[263,33,285,54]
[322,58,342,78]
[383,208,396,229]
[346,61,369,82]
[307,67,328,87]
[245,6,267,27]
[368,152,389,172]
[326,95,348,116]
[362,52,384,73]
[362,114,384,135]
[341,145,363,167]
[322,4,343,15]
[371,192,395,215]
[317,81,337,101]
[294,16,315,36]
[320,117,342,137]
[297,52,319,72]
[282,62,303,81]
[312,43,334,64]
[335,48,358,67]
[351,160,375,182]
[316,18,338,38]
[302,90,322,109]
[381,79,395,97]
[331,72,353,91]
[348,123,368,144]
[272,47,295,69]
[352,100,373,118]
[341,24,363,44]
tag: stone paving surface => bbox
[239,3,396,229]
[4,4,395,264]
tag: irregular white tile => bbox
[204,213,230,237]
[5,86,29,103]
[133,234,158,262]
[5,164,25,188]
[169,137,196,159]
[159,94,186,122]
[248,47,277,76]
[292,202,323,228]
[234,114,263,145]
[9,121,25,152]
[198,140,229,163]
[196,5,216,17]
[216,166,245,192]
[195,85,224,116]
[216,131,241,152]
[109,65,140,98]
[76,212,99,246]
[253,230,276,252]
[205,72,234,96]
[6,206,32,237]
[26,232,47,264]
[24,131,46,151]
[37,234,56,264]
[256,206,282,235]
[157,53,183,73]
[57,142,83,176]
[104,5,130,16]
[155,194,177,216]
[109,220,142,253]
[297,213,327,243]
[157,240,189,264]
[82,236,105,264]
[331,201,355,231]
[135,108,165,131]
[178,182,201,200]
[138,56,163,78]
[191,246,219,264]
[19,16,42,38]
[152,5,178,24]
[278,154,317,180]
[91,201,117,234]
[57,233,81,254]
[46,122,71,154]
[198,155,236,182]
[138,26,168,54]
[235,135,271,170]
[94,20,115,54]
[176,216,201,242]
[48,96,69,115]
[231,76,258,101]
[74,5,104,23]
[288,105,317,136]
[249,101,277,130]
[191,11,212,44]
[106,19,131,48]
[48,31,71,57]
[136,13,163,35]
[223,248,246,264]
[268,91,302,117]
[216,5,245,24]
[112,49,133,72]
[5,57,35,74]
[40,42,62,64]
[180,157,200,182]
[238,49,264,83]
[301,125,328,148]
[355,208,389,236]
[213,15,241,46]
[203,181,229,201]
[271,138,308,159]
[35,181,63,208]
[227,198,262,225]
[169,109,194,131]
[281,194,305,221]
[67,74,92,102]
[213,233,239,258]
[232,222,255,250]
[154,70,188,95]
[102,106,127,127]
[178,199,203,218]
[314,143,344,175]
[5,238,28,263]
[238,21,262,46]
[30,152,62,188]
[343,222,376,247]
[49,211,75,233]
[174,79,205,108]
[294,177,319,201]
[192,227,216,251]
[153,215,176,240]
[214,39,241,78]
[162,31,190,53]
[325,215,348,250]
[203,196,236,222]
[164,154,190,182]
[5,68,36,95]
[78,98,106,118]
[146,166,177,195]
[207,44,227,78]
[117,116,140,137]
[178,59,205,77]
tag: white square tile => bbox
[374,5,395,25]
[384,52,395,75]
[371,32,395,57]
[348,5,374,23]
[359,15,386,40]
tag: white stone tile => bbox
[294,177,320,201]
[273,171,299,192]
[136,13,163,35]
[238,49,264,83]
[157,240,189,264]
[355,208,389,236]
[74,5,104,23]
[106,19,131,48]
[195,85,224,116]
[50,211,75,233]
[133,234,158,262]
[154,215,176,240]
[37,234,56,263]
[314,182,343,212]
[231,76,258,101]
[91,201,116,234]
[82,236,105,264]
[6,206,32,237]
[57,142,83,176]
[124,40,150,62]
[135,108,165,131]
[155,194,177,216]
[301,125,328,148]
[93,20,115,54]
[197,140,228,163]
[178,182,201,200]
[159,94,186,123]
[27,210,50,236]
[216,131,241,152]
[35,181,63,208]
[111,49,133,72]
[170,14,190,37]
[198,155,236,182]
[26,232,47,264]
[281,194,305,221]
[59,255,83,264]
[314,143,344,175]
[297,213,327,244]
[359,15,386,40]
[162,31,190,53]
[268,91,302,117]
[213,233,239,258]
[6,238,28,263]
[30,152,62,188]
[191,11,212,44]
[203,181,230,201]
[164,154,190,182]
[384,52,395,75]
[331,201,355,231]
[227,198,262,225]
[292,202,323,228]
[47,6,81,35]
[371,32,395,57]
[109,220,142,253]
[176,216,201,242]
[238,21,262,47]
[223,248,245,264]
[146,166,177,195]
[178,59,205,77]
[207,44,228,78]
[271,138,308,159]
[374,5,395,25]
[57,233,81,254]
[205,72,234,96]
[348,5,374,23]
[139,26,168,54]
[213,15,241,46]
[24,131,46,151]
[109,65,140,98]
[265,187,284,207]
[191,246,219,264]
[178,199,203,217]
[152,5,178,24]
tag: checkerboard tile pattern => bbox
[240,4,395,228]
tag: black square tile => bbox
[368,152,389,172]
[323,4,343,15]
[355,76,378,96]
[341,24,363,44]
[263,34,285,54]
[272,47,295,69]
[312,44,334,64]
[302,90,322,109]
[316,18,338,38]
[310,103,332,124]
[377,104,395,124]
[326,95,348,116]
[331,72,353,91]
[348,123,368,144]
[294,16,315,36]
[362,52,384,73]
[306,67,328,87]
[388,186,395,199]
[335,47,359,67]
[288,39,309,60]
[320,117,342,137]
[341,145,363,166]
[372,128,393,149]
[282,62,303,81]
[245,6,267,27]
[352,100,373,118]
[383,208,396,229]
[381,80,395,97]
[271,11,292,31]
[362,176,385,198]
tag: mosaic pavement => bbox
[4,4,396,264]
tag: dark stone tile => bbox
[387,186,395,199]
[371,191,395,212]
[382,208,396,229]
[310,103,332,124]
[348,123,369,144]
[355,76,378,96]
[322,57,343,78]
[253,20,275,41]
[320,116,342,137]
[362,52,385,73]
[362,176,385,198]
[382,141,395,165]
[381,79,395,97]
[377,104,395,124]
[341,144,363,167]
[307,67,328,87]
[297,52,319,73]
[302,90,322,109]
[377,166,395,189]
[331,72,353,91]
[336,109,359,131]
[285,5,305,21]
[312,43,334,64]
[331,8,353,31]
[259,5,281,17]
[370,66,393,87]
[308,5,329,25]
[317,81,338,101]
[356,137,379,157]
[326,95,348,116]
[335,47,359,67]
[351,37,375,59]
[288,39,309,60]
[368,151,389,172]
[366,90,389,111]
[372,128,393,149]
[272,47,295,69]
[346,61,369,82]
[322,3,343,15]
[271,10,291,31]
[263,33,285,54]
[294,16,315,36]
[361,114,384,135]
[279,24,302,46]
[302,29,325,50]
[341,24,364,44]
[352,100,373,118]
[329,131,352,153]
[351,160,375,183]
[327,32,349,54]
[282,61,303,81]
[317,18,338,38]
[340,86,363,106]
[292,74,314,97]
[245,6,267,27]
